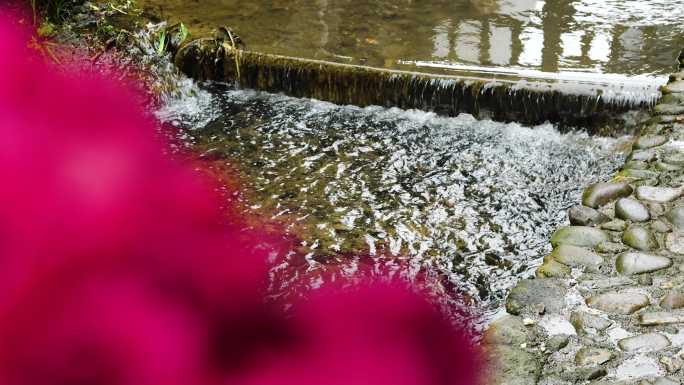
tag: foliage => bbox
[30,0,83,24]
[157,22,190,55]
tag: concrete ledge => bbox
[173,38,657,132]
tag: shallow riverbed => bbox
[159,83,628,320]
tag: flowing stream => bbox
[158,83,627,323]
[137,0,684,324]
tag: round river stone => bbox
[486,345,541,385]
[550,244,603,272]
[634,135,668,149]
[639,310,684,325]
[620,168,659,181]
[616,252,671,275]
[629,149,657,162]
[622,226,658,251]
[568,205,610,226]
[575,347,613,367]
[665,80,684,93]
[655,103,684,115]
[587,292,649,314]
[536,259,571,278]
[618,333,671,352]
[660,292,684,310]
[623,160,648,170]
[570,311,613,334]
[636,186,684,203]
[506,279,567,316]
[615,198,650,222]
[665,232,684,254]
[600,219,627,232]
[551,226,609,249]
[666,206,684,231]
[582,182,633,209]
[657,161,683,172]
[483,315,532,346]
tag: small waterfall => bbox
[174,39,662,132]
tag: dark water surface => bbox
[159,84,627,320]
[141,0,684,77]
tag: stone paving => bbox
[484,53,684,385]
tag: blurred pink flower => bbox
[236,283,483,385]
[0,9,483,385]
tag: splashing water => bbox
[158,83,627,323]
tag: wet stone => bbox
[622,226,659,251]
[569,205,610,226]
[664,81,684,93]
[656,161,683,172]
[660,115,680,123]
[620,168,660,180]
[545,335,569,352]
[597,241,627,254]
[615,198,651,222]
[623,160,649,170]
[629,149,657,162]
[666,206,684,231]
[618,333,671,352]
[487,345,541,385]
[638,178,660,187]
[484,315,532,346]
[647,202,666,217]
[661,92,684,105]
[665,233,684,254]
[570,311,613,334]
[661,292,684,310]
[575,348,613,367]
[550,245,603,272]
[636,186,683,203]
[635,135,668,149]
[536,259,571,278]
[655,103,684,115]
[551,226,610,249]
[582,182,634,208]
[601,220,628,232]
[587,292,649,314]
[579,276,635,290]
[616,252,671,275]
[640,310,684,326]
[652,219,672,233]
[506,279,566,316]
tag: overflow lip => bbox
[173,37,660,134]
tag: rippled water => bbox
[140,0,684,76]
[160,83,626,319]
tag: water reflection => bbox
[142,0,684,76]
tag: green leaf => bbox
[179,23,189,43]
[157,30,167,55]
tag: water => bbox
[159,83,627,321]
[140,0,684,77]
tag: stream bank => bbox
[485,58,684,385]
